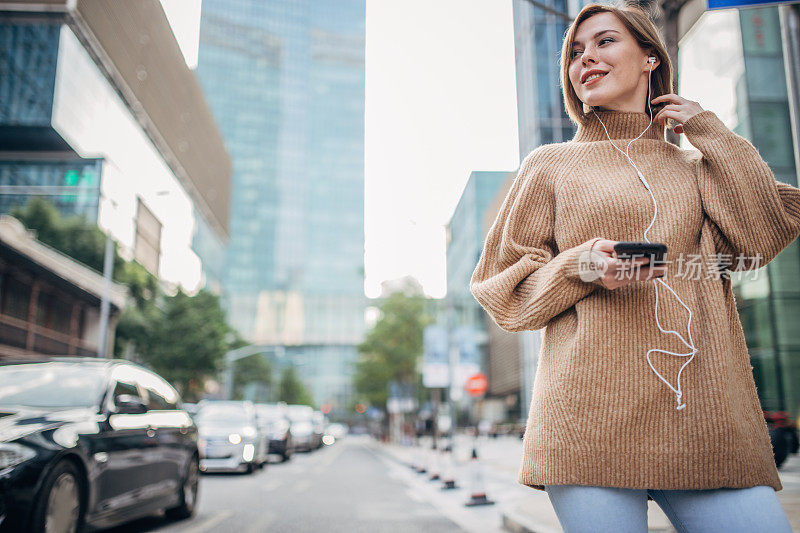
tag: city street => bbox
[103,436,471,533]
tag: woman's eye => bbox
[599,37,614,45]
[571,50,582,58]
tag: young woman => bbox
[470,3,799,531]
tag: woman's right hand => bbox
[589,239,667,290]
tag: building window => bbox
[134,198,162,275]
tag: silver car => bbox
[196,401,268,473]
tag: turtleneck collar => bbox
[573,108,666,142]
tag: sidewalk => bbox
[378,435,800,533]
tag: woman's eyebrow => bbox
[572,29,621,47]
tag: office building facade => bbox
[678,3,800,415]
[195,0,366,408]
[0,1,231,292]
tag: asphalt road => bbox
[102,436,466,533]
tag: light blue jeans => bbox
[544,484,793,533]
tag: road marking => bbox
[245,511,275,533]
[177,510,233,533]
[292,479,313,493]
[261,477,283,491]
[312,443,345,473]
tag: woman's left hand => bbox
[650,94,705,134]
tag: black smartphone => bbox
[613,241,667,266]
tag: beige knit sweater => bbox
[470,109,800,492]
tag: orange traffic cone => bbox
[465,447,494,506]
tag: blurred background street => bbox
[1,0,800,531]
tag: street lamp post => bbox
[97,233,114,357]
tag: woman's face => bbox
[568,12,657,113]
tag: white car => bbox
[196,401,269,473]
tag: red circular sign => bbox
[465,373,489,397]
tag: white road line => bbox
[312,443,345,473]
[245,511,276,533]
[261,477,283,491]
[292,478,313,493]
[177,510,234,533]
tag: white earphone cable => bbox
[591,59,698,411]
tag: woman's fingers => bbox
[651,93,684,106]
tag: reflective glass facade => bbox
[196,0,366,407]
[0,20,224,290]
[447,171,513,381]
[513,0,578,158]
[0,158,101,221]
[680,7,800,414]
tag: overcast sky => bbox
[161,0,520,299]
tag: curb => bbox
[501,508,561,533]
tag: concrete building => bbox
[195,0,366,408]
[0,216,127,359]
[0,0,231,293]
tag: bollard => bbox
[428,443,440,481]
[440,444,457,490]
[464,447,494,506]
[411,440,424,472]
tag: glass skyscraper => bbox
[680,6,800,416]
[196,0,366,408]
[513,0,579,159]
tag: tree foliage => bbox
[233,354,272,401]
[354,292,431,410]
[278,366,314,406]
[133,290,232,400]
[10,198,235,401]
[11,198,125,275]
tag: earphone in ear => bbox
[648,57,656,70]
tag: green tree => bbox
[10,198,236,401]
[11,198,125,275]
[136,290,232,400]
[354,292,431,410]
[233,354,272,401]
[278,366,314,406]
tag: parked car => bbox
[0,358,199,533]
[287,405,318,452]
[255,403,294,462]
[325,423,348,441]
[765,410,800,468]
[195,401,268,473]
[312,411,327,449]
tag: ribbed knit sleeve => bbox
[470,149,602,332]
[683,110,800,266]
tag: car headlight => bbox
[242,426,257,439]
[0,443,36,470]
[228,433,242,445]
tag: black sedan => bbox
[0,358,199,532]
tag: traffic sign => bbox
[465,373,488,397]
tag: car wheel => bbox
[31,460,84,533]
[166,456,199,520]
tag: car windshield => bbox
[0,363,106,409]
[196,404,250,424]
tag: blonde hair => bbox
[560,2,674,126]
